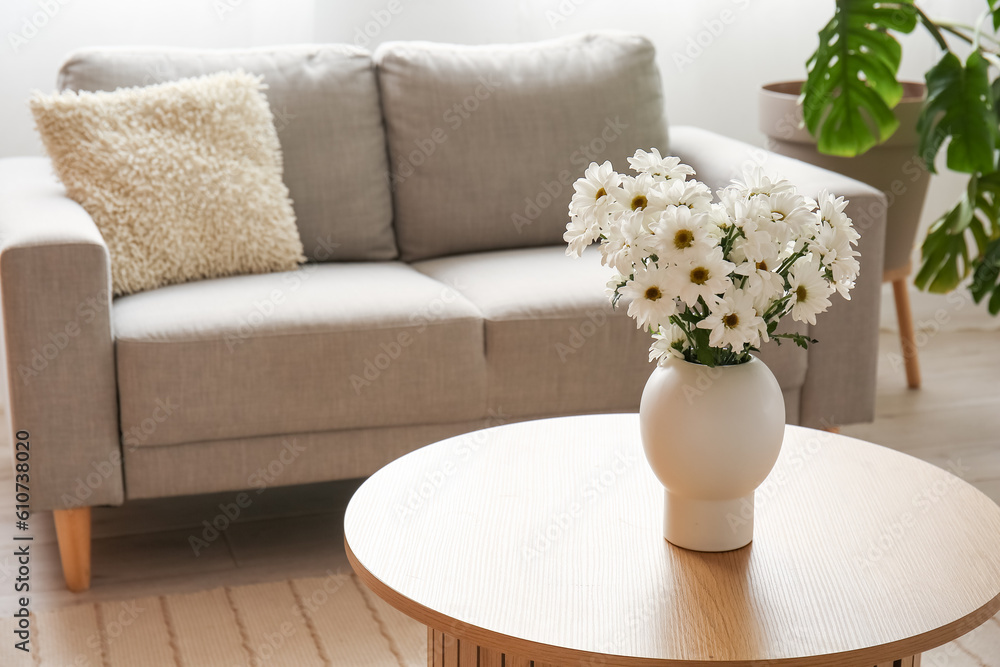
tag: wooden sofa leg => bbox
[892,278,921,389]
[53,507,91,592]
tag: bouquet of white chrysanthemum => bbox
[564,149,860,367]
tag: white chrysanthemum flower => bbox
[605,272,628,301]
[569,161,621,223]
[564,217,600,257]
[670,247,735,307]
[620,264,678,332]
[696,288,765,349]
[660,178,713,212]
[649,324,689,364]
[788,257,836,325]
[601,208,648,274]
[807,222,841,262]
[832,277,856,300]
[809,221,860,287]
[830,253,860,284]
[816,190,855,234]
[648,207,711,263]
[735,252,785,301]
[715,187,744,218]
[731,216,774,265]
[628,148,696,182]
[705,202,734,241]
[730,166,796,198]
[611,173,653,213]
[751,284,780,322]
[610,173,666,227]
[565,153,858,356]
[763,192,818,243]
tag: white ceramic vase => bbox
[639,356,785,552]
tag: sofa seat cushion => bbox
[58,45,397,262]
[376,32,668,261]
[114,263,486,448]
[413,246,651,416]
[414,247,809,418]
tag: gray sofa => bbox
[0,32,886,590]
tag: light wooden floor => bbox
[0,328,997,650]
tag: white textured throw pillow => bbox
[30,70,305,296]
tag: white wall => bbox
[0,0,984,227]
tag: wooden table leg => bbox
[893,278,921,389]
[874,654,920,667]
[429,628,922,667]
[428,628,532,666]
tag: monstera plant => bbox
[801,0,1000,313]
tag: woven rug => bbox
[0,573,425,666]
[1,573,997,666]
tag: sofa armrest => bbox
[668,126,887,428]
[0,157,122,510]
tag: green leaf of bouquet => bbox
[917,51,999,174]
[802,0,916,157]
[691,328,716,367]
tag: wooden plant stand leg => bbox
[892,278,921,389]
[53,507,91,592]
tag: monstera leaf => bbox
[917,51,999,174]
[917,171,1000,300]
[802,0,918,157]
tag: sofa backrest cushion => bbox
[58,45,397,262]
[375,32,668,262]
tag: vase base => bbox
[663,490,755,552]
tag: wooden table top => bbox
[344,414,1000,666]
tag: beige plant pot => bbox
[758,81,930,279]
[759,81,929,389]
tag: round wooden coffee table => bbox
[344,414,1000,666]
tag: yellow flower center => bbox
[644,286,662,301]
[796,285,808,301]
[756,260,768,271]
[631,195,648,211]
[595,187,607,201]
[723,313,740,328]
[690,267,709,285]
[773,211,786,221]
[673,229,694,250]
